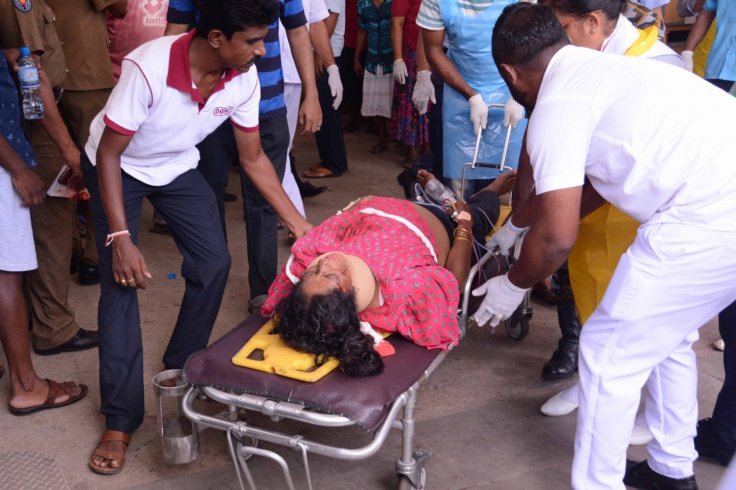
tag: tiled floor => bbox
[0,128,729,489]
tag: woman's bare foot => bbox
[482,170,517,197]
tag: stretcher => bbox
[180,105,529,489]
[182,314,446,490]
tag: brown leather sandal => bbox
[89,430,131,475]
[8,379,88,416]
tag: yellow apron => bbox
[566,26,656,324]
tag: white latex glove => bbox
[393,58,408,84]
[486,219,528,255]
[503,97,525,129]
[326,64,343,110]
[468,94,488,135]
[412,70,436,115]
[681,50,694,73]
[472,273,529,328]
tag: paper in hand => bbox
[46,165,90,200]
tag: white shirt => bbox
[85,31,260,186]
[280,0,329,84]
[527,46,736,231]
[325,0,346,57]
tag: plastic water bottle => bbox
[425,178,457,206]
[17,47,44,120]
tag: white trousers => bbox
[572,222,736,489]
[283,82,306,219]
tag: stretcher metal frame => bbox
[182,350,443,490]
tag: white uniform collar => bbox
[601,15,640,56]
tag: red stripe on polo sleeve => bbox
[103,115,136,136]
[230,120,259,133]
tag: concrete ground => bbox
[0,128,728,489]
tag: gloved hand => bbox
[393,58,408,84]
[472,273,529,328]
[412,70,436,115]
[681,50,694,72]
[486,219,528,255]
[468,94,488,135]
[503,97,525,129]
[326,64,343,110]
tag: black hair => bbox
[196,0,280,40]
[492,3,570,69]
[538,0,627,21]
[274,282,384,377]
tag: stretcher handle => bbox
[471,103,512,171]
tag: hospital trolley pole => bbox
[459,108,532,339]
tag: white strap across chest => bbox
[358,207,438,263]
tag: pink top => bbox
[107,0,169,81]
[262,197,461,351]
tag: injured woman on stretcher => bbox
[260,170,516,377]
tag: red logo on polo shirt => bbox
[213,106,234,117]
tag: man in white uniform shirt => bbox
[83,0,311,474]
[473,3,736,489]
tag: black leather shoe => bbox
[34,328,99,356]
[542,299,581,380]
[78,259,100,286]
[695,418,735,467]
[624,460,698,490]
[299,181,327,198]
[223,192,237,202]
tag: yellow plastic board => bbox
[231,320,340,382]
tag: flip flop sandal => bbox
[89,430,131,476]
[303,166,340,179]
[8,379,88,416]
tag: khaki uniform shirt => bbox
[45,0,117,91]
[0,0,67,87]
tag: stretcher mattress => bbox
[183,314,443,434]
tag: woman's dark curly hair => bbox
[274,282,384,377]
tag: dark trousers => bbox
[196,122,234,237]
[339,48,363,115]
[241,116,289,298]
[315,56,348,175]
[196,116,289,299]
[714,300,736,448]
[83,155,231,433]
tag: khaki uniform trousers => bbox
[59,88,111,264]
[24,120,80,350]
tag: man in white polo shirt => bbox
[82,0,311,475]
[473,3,736,489]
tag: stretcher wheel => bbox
[398,467,426,490]
[505,304,532,340]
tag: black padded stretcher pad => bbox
[183,314,443,434]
